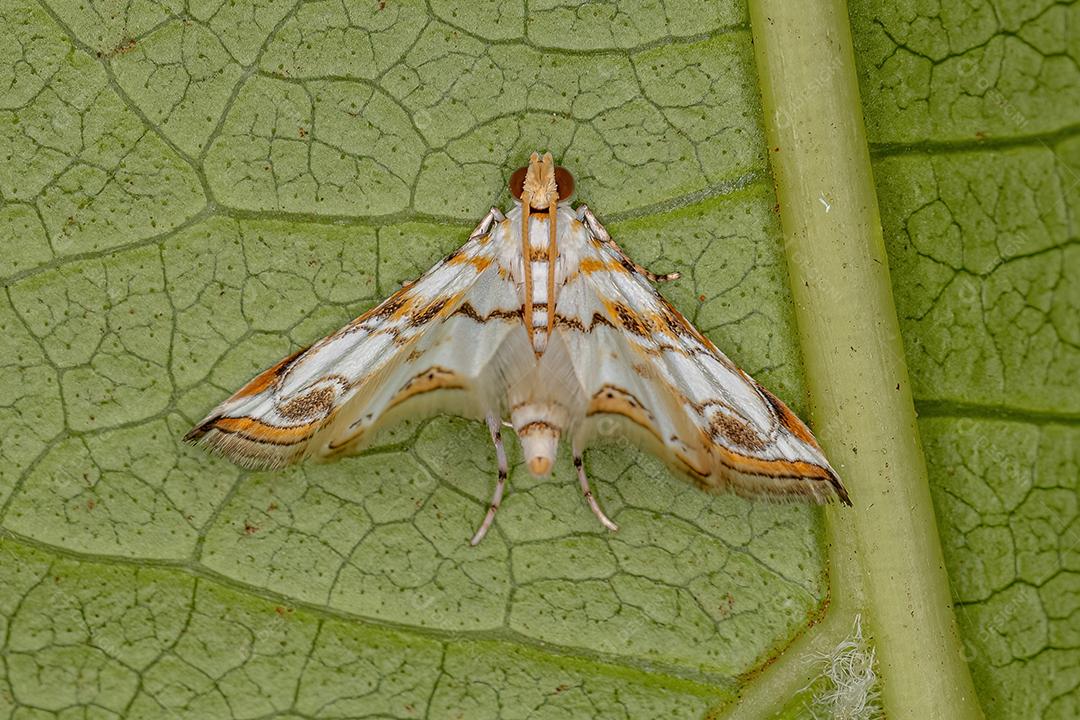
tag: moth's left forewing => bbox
[309,260,535,459]
[558,217,849,505]
[185,222,530,469]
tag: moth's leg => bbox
[576,205,680,283]
[470,413,510,546]
[572,445,619,533]
[469,207,505,241]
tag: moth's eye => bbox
[509,166,528,200]
[554,166,575,200]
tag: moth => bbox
[186,152,850,545]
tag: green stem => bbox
[741,1,983,718]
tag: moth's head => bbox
[509,152,574,210]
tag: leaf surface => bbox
[851,2,1080,716]
[0,0,1074,717]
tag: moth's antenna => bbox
[520,190,535,352]
[546,188,558,339]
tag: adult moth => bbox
[186,152,850,545]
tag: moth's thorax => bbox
[503,203,580,242]
[505,205,585,262]
[511,401,567,477]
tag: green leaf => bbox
[849,1,1080,717]
[0,0,1074,718]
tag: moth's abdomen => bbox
[511,401,566,477]
[528,270,551,355]
[525,214,557,355]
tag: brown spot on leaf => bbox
[98,38,137,59]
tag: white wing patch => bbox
[186,152,849,544]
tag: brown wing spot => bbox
[277,386,336,421]
[453,302,524,324]
[654,342,686,356]
[453,302,483,322]
[388,366,465,409]
[648,311,690,344]
[587,384,661,441]
[707,412,767,451]
[409,296,451,326]
[603,300,653,337]
[390,326,414,346]
[491,307,523,321]
[589,312,615,330]
[232,345,310,399]
[556,314,586,332]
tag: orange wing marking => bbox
[232,345,309,399]
[210,416,322,446]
